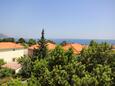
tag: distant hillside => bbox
[0,33,8,38]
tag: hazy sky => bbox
[0,0,115,39]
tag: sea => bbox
[49,39,115,45]
[17,38,115,45]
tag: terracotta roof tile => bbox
[63,43,83,54]
[47,43,56,50]
[29,43,56,50]
[29,43,83,54]
[2,62,21,70]
[28,44,39,49]
[0,42,24,49]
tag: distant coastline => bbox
[1,37,115,45]
[50,39,115,45]
[26,38,115,45]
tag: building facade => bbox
[0,42,28,63]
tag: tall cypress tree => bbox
[34,29,48,59]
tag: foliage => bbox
[48,46,67,70]
[5,78,27,86]
[65,48,75,63]
[92,64,112,86]
[79,41,112,66]
[28,39,36,46]
[17,56,32,78]
[0,68,14,78]
[0,77,12,85]
[60,41,68,46]
[34,29,48,59]
[89,40,98,47]
[48,65,70,86]
[21,43,29,48]
[33,59,48,77]
[0,59,5,68]
[47,40,56,44]
[17,38,26,43]
[27,75,40,86]
[1,39,115,86]
[0,38,15,42]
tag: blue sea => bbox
[21,38,115,45]
[49,39,115,45]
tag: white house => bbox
[0,42,28,63]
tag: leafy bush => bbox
[0,68,14,78]
[17,56,32,78]
[0,59,5,68]
[2,34,115,85]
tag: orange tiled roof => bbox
[29,43,83,54]
[112,45,115,49]
[62,43,83,54]
[47,43,56,50]
[28,44,39,49]
[0,42,24,49]
[2,62,21,70]
[28,43,56,50]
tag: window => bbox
[13,49,15,51]
[12,58,16,62]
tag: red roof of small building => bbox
[0,42,24,49]
[28,43,84,54]
[62,43,83,54]
[2,62,21,70]
[47,43,56,50]
[28,44,39,50]
[28,43,56,50]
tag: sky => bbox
[0,0,115,39]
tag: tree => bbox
[72,74,98,86]
[33,59,48,77]
[28,39,36,46]
[0,68,14,78]
[47,40,56,44]
[65,48,74,63]
[34,29,48,59]
[48,46,67,70]
[89,40,97,47]
[0,38,15,42]
[92,64,112,86]
[49,65,70,86]
[1,38,115,85]
[18,56,32,78]
[6,78,27,86]
[27,75,40,86]
[17,38,26,43]
[60,41,68,46]
[0,59,5,68]
[79,41,112,66]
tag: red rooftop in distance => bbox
[2,62,21,73]
[62,43,84,54]
[0,42,24,49]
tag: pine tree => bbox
[34,29,48,59]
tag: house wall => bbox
[0,48,28,63]
[15,67,22,74]
[28,49,34,56]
